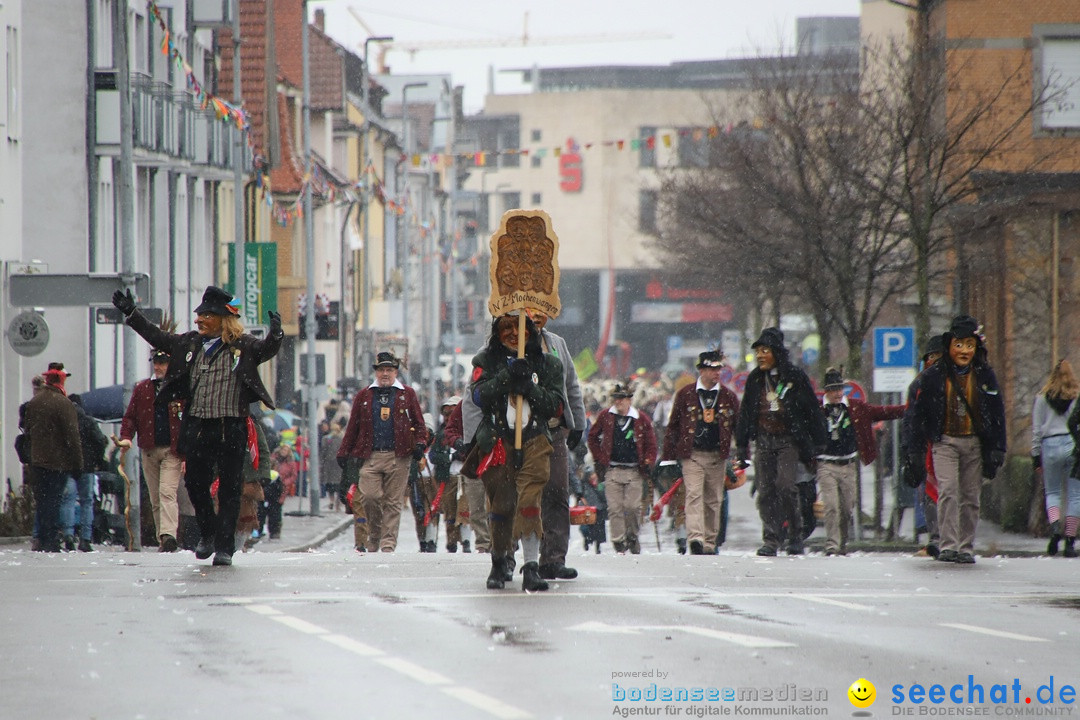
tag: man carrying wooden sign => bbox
[469,210,566,592]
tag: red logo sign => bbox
[559,138,582,193]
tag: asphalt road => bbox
[2,527,1079,720]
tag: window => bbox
[499,130,519,168]
[639,189,659,235]
[502,192,521,214]
[639,126,656,168]
[5,25,17,140]
[531,192,542,205]
[531,129,541,142]
[1039,35,1080,130]
[677,127,711,168]
[531,154,542,168]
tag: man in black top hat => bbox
[735,328,825,556]
[113,284,283,565]
[907,316,1006,564]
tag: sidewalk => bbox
[249,494,353,554]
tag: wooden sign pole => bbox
[514,311,526,455]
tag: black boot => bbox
[446,542,457,553]
[486,556,506,590]
[1049,534,1062,556]
[521,561,549,592]
[1065,537,1077,559]
[462,540,471,553]
[502,555,516,581]
[676,537,687,555]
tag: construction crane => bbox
[347,7,672,73]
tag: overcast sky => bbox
[310,0,863,112]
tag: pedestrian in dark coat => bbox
[113,285,283,565]
[735,328,826,556]
[23,366,83,552]
[907,315,1006,564]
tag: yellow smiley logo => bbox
[848,678,876,708]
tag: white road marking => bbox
[375,656,452,685]
[441,686,534,720]
[269,615,329,634]
[237,602,531,718]
[792,594,874,611]
[938,623,1048,643]
[321,634,384,657]
[567,620,796,648]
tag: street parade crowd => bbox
[18,283,1080,590]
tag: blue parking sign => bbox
[873,327,915,368]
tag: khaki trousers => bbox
[141,446,184,540]
[817,460,857,553]
[463,476,491,551]
[604,466,643,545]
[932,435,982,555]
[481,434,552,557]
[357,451,410,552]
[683,450,727,552]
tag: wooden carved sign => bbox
[488,209,562,319]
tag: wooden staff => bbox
[111,435,135,551]
[514,311,526,462]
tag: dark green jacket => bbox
[470,347,564,454]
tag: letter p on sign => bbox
[873,327,915,368]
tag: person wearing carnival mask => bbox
[907,315,1006,564]
[660,351,740,555]
[735,328,825,557]
[337,351,427,553]
[817,368,905,556]
[112,285,283,565]
[469,312,565,591]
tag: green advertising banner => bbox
[226,243,278,327]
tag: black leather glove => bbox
[508,358,531,381]
[511,377,533,396]
[566,429,582,451]
[336,455,348,470]
[903,456,927,488]
[112,289,136,316]
[267,310,282,336]
[452,439,465,453]
[412,444,426,461]
[984,449,1005,480]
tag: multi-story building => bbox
[0,0,242,495]
[457,19,860,375]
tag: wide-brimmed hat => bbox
[194,286,235,316]
[611,383,634,399]
[373,351,400,369]
[823,367,844,390]
[441,395,462,407]
[946,315,980,341]
[696,350,724,369]
[751,327,785,351]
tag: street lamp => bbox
[400,81,428,366]
[302,0,321,514]
[359,35,392,376]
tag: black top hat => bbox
[751,327,785,351]
[823,367,844,390]
[921,334,945,360]
[151,349,170,362]
[47,362,72,377]
[194,286,234,316]
[947,315,980,341]
[696,350,724,369]
[611,382,634,399]
[373,351,400,369]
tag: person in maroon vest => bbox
[117,350,185,552]
[337,351,428,552]
[587,382,657,554]
[817,367,905,556]
[660,351,740,555]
